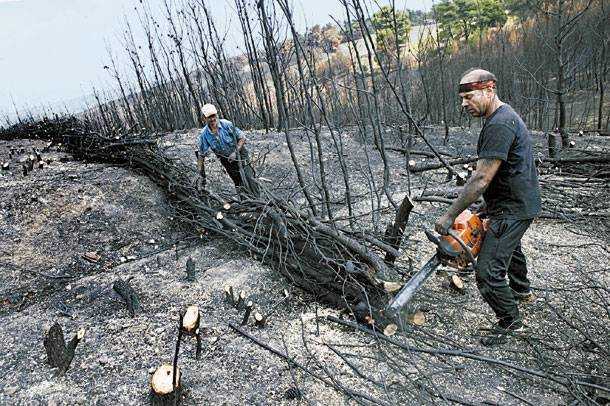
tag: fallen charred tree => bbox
[1,117,395,314]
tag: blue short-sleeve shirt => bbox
[197,119,244,159]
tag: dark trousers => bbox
[218,149,259,198]
[475,218,533,327]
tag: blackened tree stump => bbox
[224,285,236,306]
[175,305,202,360]
[185,257,196,281]
[241,301,254,326]
[236,290,246,309]
[254,312,267,327]
[384,195,414,264]
[113,279,140,317]
[150,364,182,406]
[43,322,85,375]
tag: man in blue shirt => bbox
[196,104,259,197]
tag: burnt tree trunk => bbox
[113,279,140,317]
[384,195,414,264]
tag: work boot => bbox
[511,288,536,304]
[480,319,524,347]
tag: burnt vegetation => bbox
[1,0,608,404]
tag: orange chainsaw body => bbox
[439,210,488,269]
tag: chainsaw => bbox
[386,209,488,316]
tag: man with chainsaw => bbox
[435,68,541,346]
[196,103,259,198]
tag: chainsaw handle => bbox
[447,229,477,267]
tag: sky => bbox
[0,0,432,119]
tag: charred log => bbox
[409,156,478,173]
[383,195,414,264]
[3,117,393,314]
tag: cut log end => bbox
[182,305,200,333]
[150,364,182,406]
[254,312,267,327]
[407,310,426,326]
[383,323,398,336]
[449,275,465,292]
[76,328,86,340]
[382,281,402,293]
[224,285,235,305]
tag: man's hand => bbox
[228,151,237,161]
[435,213,455,235]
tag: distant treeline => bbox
[58,0,605,145]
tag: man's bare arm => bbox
[447,158,501,217]
[435,158,501,234]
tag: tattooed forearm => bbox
[446,158,501,218]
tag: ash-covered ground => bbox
[0,126,608,405]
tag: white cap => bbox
[201,103,218,118]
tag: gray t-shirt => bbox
[477,104,541,219]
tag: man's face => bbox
[459,89,491,117]
[206,114,218,128]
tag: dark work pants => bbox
[475,218,533,327]
[218,149,259,198]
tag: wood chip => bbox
[383,324,398,336]
[82,251,100,263]
[450,275,465,291]
[408,310,426,326]
[383,281,402,293]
